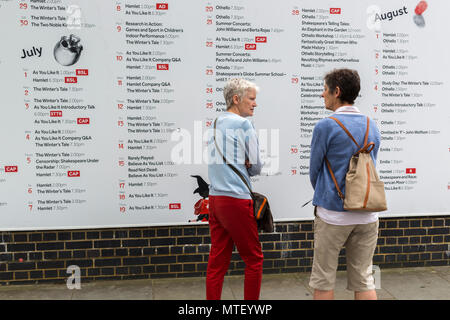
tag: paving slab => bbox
[71,279,153,300]
[432,266,450,276]
[227,273,312,300]
[377,267,450,300]
[152,277,233,300]
[0,283,73,300]
[0,266,447,300]
[432,266,450,282]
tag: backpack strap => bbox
[325,157,344,200]
[329,116,360,149]
[324,116,373,201]
[355,117,375,155]
[363,117,370,146]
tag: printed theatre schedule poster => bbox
[0,0,448,230]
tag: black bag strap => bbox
[213,118,253,195]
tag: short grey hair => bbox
[223,78,259,109]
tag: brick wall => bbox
[0,216,449,285]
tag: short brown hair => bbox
[324,69,360,104]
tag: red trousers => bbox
[206,195,264,300]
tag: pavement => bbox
[0,266,448,300]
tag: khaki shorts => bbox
[309,215,379,292]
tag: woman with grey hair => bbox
[206,78,263,300]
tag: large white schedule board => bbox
[0,0,448,230]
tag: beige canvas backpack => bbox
[325,116,387,212]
